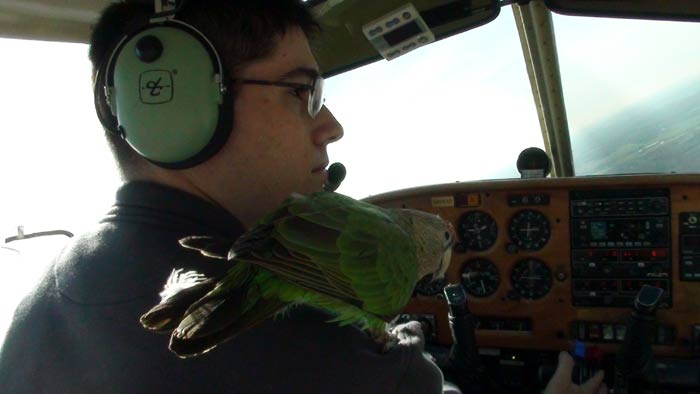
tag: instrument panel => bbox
[364,174,700,359]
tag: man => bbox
[0,1,605,393]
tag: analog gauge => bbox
[461,258,500,298]
[414,276,447,297]
[510,258,552,300]
[509,209,551,250]
[458,211,498,251]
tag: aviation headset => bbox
[94,0,233,169]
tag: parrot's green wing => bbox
[234,192,418,319]
[141,192,423,358]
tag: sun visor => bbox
[310,0,500,77]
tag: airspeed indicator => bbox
[458,211,498,251]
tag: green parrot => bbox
[140,191,456,358]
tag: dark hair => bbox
[89,0,320,175]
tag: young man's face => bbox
[200,27,344,226]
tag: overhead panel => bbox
[311,0,500,77]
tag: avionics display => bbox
[680,212,700,280]
[572,217,668,248]
[570,189,671,308]
[383,20,422,46]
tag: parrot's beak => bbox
[433,221,456,279]
[446,221,457,249]
[435,247,452,279]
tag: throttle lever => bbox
[443,284,481,369]
[614,284,663,394]
[442,283,500,394]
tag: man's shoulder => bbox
[201,305,444,393]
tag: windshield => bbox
[325,6,543,199]
[0,38,120,341]
[553,14,700,175]
[0,39,121,236]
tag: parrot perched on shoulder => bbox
[140,191,456,358]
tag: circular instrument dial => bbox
[458,211,498,251]
[509,209,551,250]
[461,258,500,298]
[414,276,446,297]
[510,258,552,300]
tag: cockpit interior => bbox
[1,1,700,393]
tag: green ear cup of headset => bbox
[107,22,230,168]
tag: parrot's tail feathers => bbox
[174,289,246,340]
[179,235,232,259]
[140,270,219,333]
[159,269,208,301]
[169,297,286,358]
[172,271,259,342]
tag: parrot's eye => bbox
[444,231,451,241]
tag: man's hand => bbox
[544,351,607,394]
[390,320,426,351]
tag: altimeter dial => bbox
[461,258,500,298]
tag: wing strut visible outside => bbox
[512,0,575,177]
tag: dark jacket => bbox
[0,181,444,393]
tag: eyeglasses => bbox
[238,77,325,118]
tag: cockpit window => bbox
[553,14,700,175]
[1,38,119,339]
[325,6,544,199]
[0,38,121,238]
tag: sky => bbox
[324,9,700,196]
[1,6,699,339]
[0,39,120,238]
[552,13,700,131]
